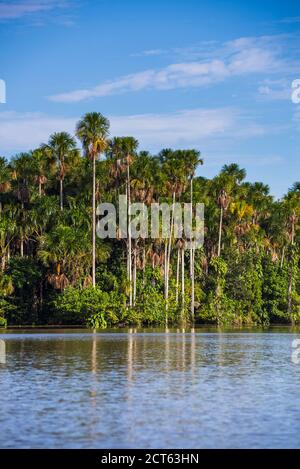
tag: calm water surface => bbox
[0,328,300,448]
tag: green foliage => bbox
[52,285,126,328]
[0,116,299,327]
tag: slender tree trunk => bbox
[127,165,132,307]
[20,201,24,257]
[288,276,293,316]
[190,177,195,322]
[176,248,180,304]
[280,246,285,268]
[142,244,146,285]
[288,225,295,318]
[181,247,185,321]
[92,155,96,287]
[191,247,195,323]
[164,242,168,294]
[190,177,193,277]
[291,218,295,245]
[20,236,24,257]
[218,207,223,257]
[165,191,175,324]
[60,178,63,211]
[133,245,137,306]
[39,181,42,197]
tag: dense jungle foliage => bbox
[0,112,299,328]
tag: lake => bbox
[0,328,300,449]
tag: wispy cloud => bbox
[0,107,266,154]
[0,0,70,20]
[49,35,291,103]
[278,16,300,24]
[257,78,292,101]
[131,49,168,57]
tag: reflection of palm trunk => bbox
[127,329,133,383]
[218,207,223,256]
[92,333,97,375]
[92,155,96,287]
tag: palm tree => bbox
[184,149,203,322]
[31,147,55,197]
[76,112,110,287]
[0,157,11,214]
[42,132,77,211]
[108,137,138,306]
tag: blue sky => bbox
[0,0,300,198]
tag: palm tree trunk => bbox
[133,245,137,306]
[280,246,285,268]
[176,247,180,304]
[181,247,185,321]
[288,276,292,316]
[20,236,24,257]
[142,244,146,285]
[190,177,193,277]
[165,191,175,322]
[164,242,167,292]
[218,207,223,256]
[60,178,63,210]
[190,176,195,322]
[127,165,132,307]
[92,155,96,287]
[191,247,195,323]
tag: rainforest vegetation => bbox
[0,112,299,328]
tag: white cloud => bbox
[257,78,292,101]
[49,35,289,103]
[0,107,266,154]
[0,111,76,152]
[131,49,168,57]
[0,0,69,20]
[278,16,300,24]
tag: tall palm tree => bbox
[184,149,203,322]
[43,132,77,211]
[0,157,11,214]
[108,137,138,306]
[76,112,110,287]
